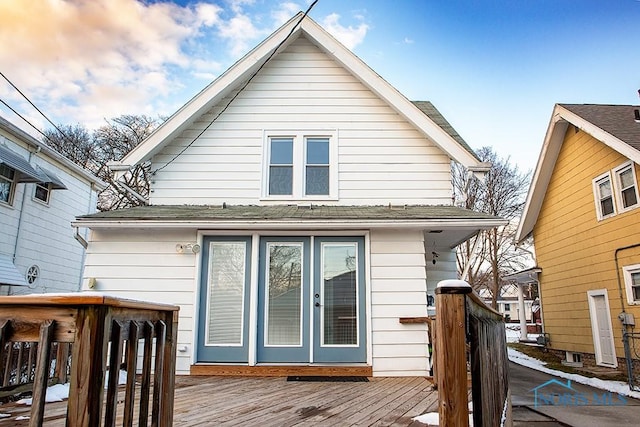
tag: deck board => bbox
[0,375,439,426]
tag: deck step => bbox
[190,364,373,377]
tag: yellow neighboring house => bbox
[516,103,640,370]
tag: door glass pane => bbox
[322,243,357,345]
[266,243,302,345]
[206,242,246,345]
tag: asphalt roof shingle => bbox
[78,204,500,222]
[561,104,640,152]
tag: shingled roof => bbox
[412,101,479,160]
[560,104,640,152]
[77,204,500,222]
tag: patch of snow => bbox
[17,383,69,405]
[508,347,640,400]
[15,416,29,421]
[104,369,128,388]
[15,369,128,407]
[0,413,10,419]
[412,412,474,426]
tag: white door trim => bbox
[586,289,618,367]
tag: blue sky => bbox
[0,0,639,172]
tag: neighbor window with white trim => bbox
[593,172,616,220]
[34,182,52,204]
[0,164,16,205]
[264,132,337,199]
[613,162,639,212]
[622,264,640,305]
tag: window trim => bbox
[262,130,338,201]
[612,161,639,214]
[0,163,16,206]
[592,171,616,220]
[33,182,52,205]
[622,263,640,305]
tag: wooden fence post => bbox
[435,279,471,427]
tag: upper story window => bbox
[34,182,52,204]
[0,163,16,205]
[614,162,639,212]
[593,172,615,220]
[593,162,639,221]
[264,132,337,200]
[622,264,640,305]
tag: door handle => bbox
[315,302,320,307]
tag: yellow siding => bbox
[533,125,640,358]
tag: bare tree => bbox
[454,146,532,308]
[43,115,161,211]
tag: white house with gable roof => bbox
[74,13,505,377]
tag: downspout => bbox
[74,183,96,290]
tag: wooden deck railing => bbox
[434,279,512,427]
[0,294,179,427]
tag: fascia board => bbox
[118,14,305,168]
[299,19,481,168]
[515,105,567,244]
[73,218,507,230]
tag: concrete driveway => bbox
[509,361,640,426]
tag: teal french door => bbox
[313,237,366,363]
[197,235,366,364]
[197,236,252,362]
[257,236,366,363]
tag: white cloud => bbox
[321,13,369,50]
[217,13,265,57]
[404,37,415,44]
[272,2,303,26]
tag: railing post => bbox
[435,279,472,427]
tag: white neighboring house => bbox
[73,13,505,377]
[0,116,106,295]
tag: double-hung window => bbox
[264,132,336,199]
[623,264,640,305]
[593,172,615,220]
[0,164,16,205]
[614,162,639,212]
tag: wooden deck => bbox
[0,375,438,426]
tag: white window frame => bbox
[612,161,639,213]
[262,130,338,201]
[33,182,52,205]
[0,163,16,206]
[592,171,616,220]
[622,263,640,306]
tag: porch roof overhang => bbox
[74,204,506,248]
[503,267,542,285]
[0,255,28,287]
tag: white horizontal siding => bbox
[369,229,431,376]
[0,136,98,295]
[150,35,452,206]
[83,229,199,374]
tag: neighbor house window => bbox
[0,164,16,205]
[593,172,615,220]
[34,182,52,204]
[264,132,336,199]
[622,264,640,305]
[613,162,639,212]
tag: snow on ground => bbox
[508,347,640,400]
[16,370,128,407]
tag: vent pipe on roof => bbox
[634,109,640,122]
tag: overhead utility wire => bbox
[0,96,50,141]
[0,70,73,144]
[152,0,319,175]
